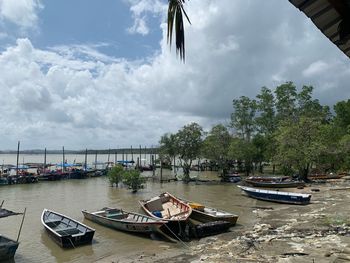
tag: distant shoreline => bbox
[0,148,159,155]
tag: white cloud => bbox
[126,0,165,35]
[0,0,43,28]
[1,0,350,149]
[302,60,330,77]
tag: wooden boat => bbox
[238,185,311,205]
[139,192,192,221]
[41,209,95,248]
[244,177,305,188]
[183,200,238,225]
[308,173,345,180]
[82,207,166,235]
[0,235,19,261]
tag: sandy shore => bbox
[97,179,350,263]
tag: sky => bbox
[0,0,349,150]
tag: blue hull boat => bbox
[238,186,311,205]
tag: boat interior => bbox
[44,211,88,236]
[144,194,190,220]
[94,208,156,223]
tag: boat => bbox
[308,173,345,180]
[244,177,305,188]
[82,207,166,235]
[41,209,95,248]
[139,192,192,221]
[182,199,238,225]
[0,235,19,261]
[221,173,242,183]
[238,185,311,205]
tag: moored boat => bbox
[0,235,19,261]
[238,185,311,205]
[244,176,305,188]
[139,192,192,221]
[184,200,238,225]
[308,173,345,180]
[41,209,95,248]
[82,207,166,235]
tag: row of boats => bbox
[40,192,239,249]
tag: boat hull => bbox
[0,236,19,261]
[190,209,238,225]
[82,210,164,234]
[244,179,305,188]
[238,186,311,205]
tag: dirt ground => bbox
[98,178,350,263]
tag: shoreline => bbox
[98,179,350,263]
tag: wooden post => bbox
[84,149,88,170]
[152,155,155,177]
[107,148,110,165]
[62,146,65,172]
[114,150,117,165]
[137,157,140,169]
[160,157,163,183]
[144,146,147,166]
[139,145,142,167]
[17,207,26,242]
[131,146,134,162]
[16,141,20,177]
[94,151,97,170]
[122,149,125,162]
[44,148,47,173]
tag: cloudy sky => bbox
[0,0,349,150]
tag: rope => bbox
[163,223,191,250]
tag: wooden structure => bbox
[289,0,350,58]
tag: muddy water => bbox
[0,162,258,263]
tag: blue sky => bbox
[0,0,349,150]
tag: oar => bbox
[17,208,26,242]
[0,200,4,208]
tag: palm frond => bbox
[167,0,191,62]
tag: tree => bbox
[274,116,326,180]
[167,0,191,61]
[275,82,297,123]
[256,87,276,135]
[176,122,203,182]
[108,165,124,186]
[159,133,178,171]
[334,99,350,131]
[231,96,257,142]
[201,124,232,175]
[228,137,257,176]
[122,169,145,193]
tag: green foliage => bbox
[108,165,124,186]
[231,96,257,141]
[274,116,326,179]
[159,133,178,164]
[334,99,350,131]
[202,124,231,174]
[176,122,203,182]
[228,138,257,175]
[122,169,145,193]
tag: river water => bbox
[0,154,257,263]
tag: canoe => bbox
[139,192,192,221]
[185,201,238,225]
[41,209,95,248]
[238,185,311,205]
[82,207,166,235]
[244,178,305,188]
[0,235,19,261]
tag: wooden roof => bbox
[289,0,350,58]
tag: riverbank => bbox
[98,178,350,263]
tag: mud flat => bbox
[98,179,350,263]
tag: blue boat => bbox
[238,185,311,205]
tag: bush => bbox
[108,165,124,186]
[122,169,145,193]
